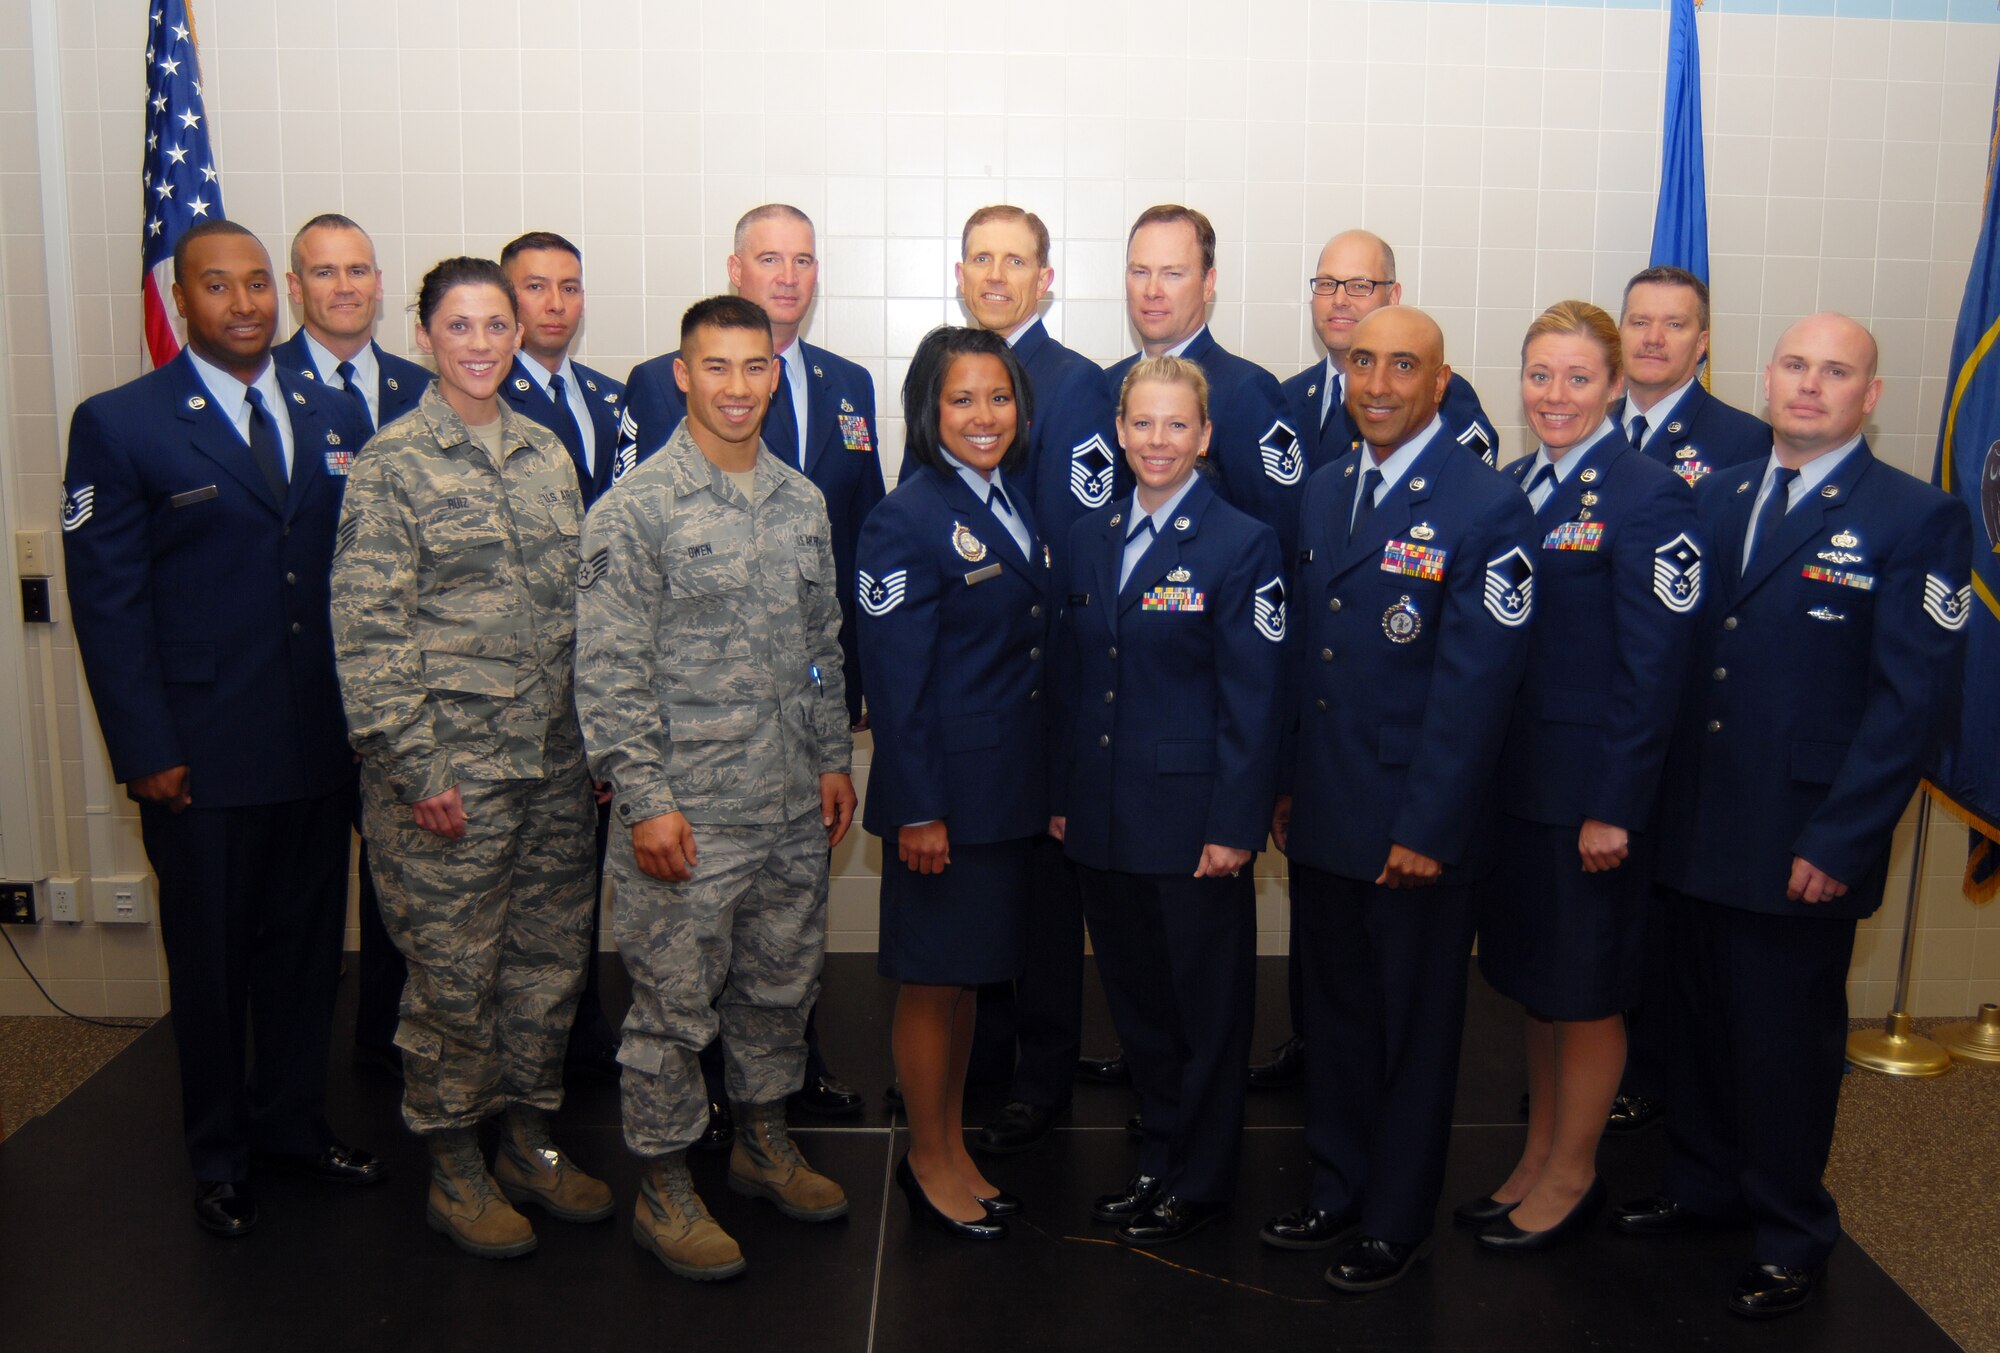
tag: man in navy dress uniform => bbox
[1106,206,1304,559]
[273,213,430,434]
[1614,266,1771,488]
[272,212,431,1075]
[1257,229,1500,1091]
[62,220,384,1238]
[947,205,1130,1155]
[1264,307,1534,1292]
[1616,314,1971,1320]
[616,205,880,1118]
[499,231,627,507]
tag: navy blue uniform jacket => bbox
[270,331,431,430]
[855,464,1049,845]
[1611,383,1770,489]
[1286,435,1537,882]
[62,352,362,807]
[1498,434,1702,830]
[500,354,626,506]
[1106,330,1303,560]
[624,341,885,720]
[1052,476,1284,875]
[1656,443,1972,919]
[1284,365,1497,474]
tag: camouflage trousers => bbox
[609,808,828,1157]
[361,754,597,1134]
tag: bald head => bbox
[1346,306,1450,458]
[1313,230,1403,361]
[1763,312,1883,460]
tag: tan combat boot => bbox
[633,1153,746,1281]
[425,1128,537,1259]
[493,1106,615,1223]
[727,1100,849,1221]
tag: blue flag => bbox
[1929,62,2000,902]
[1649,0,1708,284]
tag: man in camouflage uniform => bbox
[575,294,857,1281]
[333,358,610,1259]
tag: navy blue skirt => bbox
[1477,817,1652,1021]
[876,835,1032,986]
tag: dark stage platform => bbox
[0,956,1960,1352]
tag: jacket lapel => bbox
[1330,438,1444,581]
[1736,443,1874,600]
[175,355,284,515]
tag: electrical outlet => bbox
[0,881,33,925]
[93,873,154,925]
[45,876,81,923]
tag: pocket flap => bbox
[1156,739,1217,774]
[421,650,517,697]
[943,714,1000,753]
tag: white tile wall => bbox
[5,0,1999,1016]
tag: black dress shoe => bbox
[194,1182,257,1238]
[694,1099,735,1154]
[1091,1173,1164,1223]
[1323,1235,1431,1293]
[894,1155,1006,1240]
[1259,1205,1361,1251]
[790,1074,864,1117]
[1452,1194,1518,1228]
[973,1188,1023,1217]
[1476,1178,1604,1252]
[1118,1195,1223,1246]
[973,1101,1059,1156]
[1611,1194,1691,1236]
[1247,1035,1305,1090]
[1125,1114,1144,1141]
[1076,1052,1131,1084]
[1606,1093,1667,1135]
[1728,1262,1817,1319]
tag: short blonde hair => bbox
[1118,354,1211,424]
[1522,299,1623,379]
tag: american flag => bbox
[140,0,225,368]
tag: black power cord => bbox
[0,924,155,1030]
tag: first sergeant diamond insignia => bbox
[857,568,908,617]
[1259,418,1303,486]
[1924,573,1972,631]
[1253,574,1288,642]
[1652,533,1703,613]
[1070,433,1116,508]
[1482,547,1534,627]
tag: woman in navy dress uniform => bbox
[1051,356,1284,1245]
[857,326,1049,1239]
[1462,301,1701,1250]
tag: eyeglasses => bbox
[1307,276,1393,297]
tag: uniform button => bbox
[1103,691,1115,704]
[1328,598,1342,613]
[1712,667,1727,681]
[1029,647,1043,661]
[1315,698,1328,712]
[1029,689,1041,701]
[1031,604,1043,618]
[1107,646,1118,660]
[1098,734,1111,748]
[1723,616,1738,631]
[285,572,297,585]
[290,622,302,635]
[1707,720,1723,733]
[1320,648,1333,662]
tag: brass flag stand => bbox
[1845,794,1954,1078]
[1933,1003,2000,1064]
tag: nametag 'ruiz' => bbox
[170,485,220,508]
[963,563,1003,585]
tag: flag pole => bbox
[1845,793,1953,1077]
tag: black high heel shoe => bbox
[972,1187,1023,1217]
[1452,1193,1518,1228]
[1476,1177,1605,1252]
[895,1154,1007,1239]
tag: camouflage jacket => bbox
[331,385,586,803]
[575,419,852,827]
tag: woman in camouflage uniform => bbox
[331,257,611,1259]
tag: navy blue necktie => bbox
[546,372,588,476]
[243,388,288,505]
[335,359,372,434]
[1628,414,1649,451]
[1524,463,1556,505]
[1743,466,1801,574]
[766,357,800,467]
[1348,467,1382,544]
